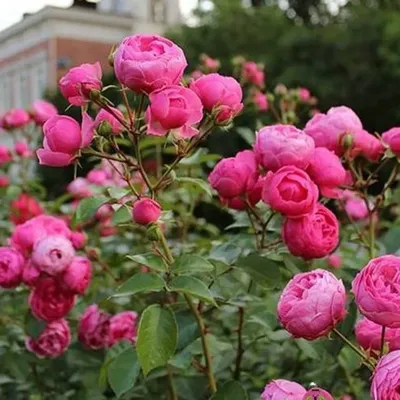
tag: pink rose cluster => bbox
[10,193,44,225]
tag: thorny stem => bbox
[233,307,245,380]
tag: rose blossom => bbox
[0,247,24,288]
[132,198,161,225]
[99,218,117,237]
[114,34,187,93]
[0,146,12,165]
[200,54,220,71]
[350,129,384,162]
[242,61,265,87]
[78,305,111,349]
[302,388,334,400]
[262,166,318,218]
[62,256,92,295]
[327,254,342,269]
[261,379,306,400]
[10,193,44,225]
[14,141,32,158]
[29,277,76,322]
[253,91,268,111]
[31,100,58,125]
[87,169,109,186]
[67,177,92,198]
[382,127,400,157]
[299,88,311,102]
[146,85,203,138]
[26,319,71,358]
[22,261,40,287]
[108,311,138,346]
[94,107,125,135]
[344,193,369,221]
[254,124,315,171]
[59,62,102,106]
[371,350,400,399]
[0,175,9,188]
[70,231,87,249]
[190,73,243,124]
[3,108,30,129]
[282,204,339,260]
[352,255,400,328]
[278,269,347,340]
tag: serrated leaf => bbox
[211,380,248,400]
[25,312,46,339]
[111,273,165,298]
[169,276,216,305]
[136,305,178,375]
[127,253,167,272]
[175,177,212,197]
[172,254,214,275]
[73,195,109,224]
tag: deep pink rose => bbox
[242,61,265,87]
[371,350,400,399]
[278,269,347,340]
[253,91,268,111]
[352,255,400,328]
[0,175,9,188]
[350,129,384,162]
[304,106,363,155]
[78,305,111,349]
[0,247,24,289]
[62,256,92,295]
[262,379,306,400]
[302,388,334,400]
[31,100,58,125]
[108,311,138,346]
[22,261,41,287]
[67,177,93,198]
[0,146,12,165]
[254,124,315,172]
[26,319,71,358]
[94,107,125,135]
[10,193,44,225]
[282,203,339,260]
[3,108,30,129]
[146,85,203,138]
[14,141,32,158]
[70,231,87,249]
[59,62,102,106]
[209,150,259,200]
[190,73,243,123]
[382,127,400,156]
[29,277,76,322]
[114,34,187,93]
[299,88,311,102]
[262,166,319,218]
[327,254,342,269]
[132,198,161,225]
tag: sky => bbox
[0,0,198,32]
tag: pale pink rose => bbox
[146,85,203,138]
[29,277,76,322]
[62,256,92,295]
[382,127,400,156]
[190,73,243,124]
[242,61,265,87]
[371,350,400,399]
[304,106,363,155]
[87,169,109,185]
[132,198,161,225]
[262,166,318,218]
[254,124,315,171]
[0,146,12,165]
[10,193,44,225]
[282,204,339,260]
[352,255,400,328]
[70,231,87,249]
[14,141,32,158]
[67,178,92,199]
[262,379,306,400]
[299,87,311,102]
[31,100,58,125]
[114,34,187,93]
[302,388,334,400]
[253,91,268,111]
[26,319,71,358]
[32,236,75,276]
[209,150,259,199]
[201,54,220,71]
[108,311,138,346]
[344,196,369,221]
[59,62,102,106]
[278,269,347,340]
[78,305,111,349]
[327,254,342,269]
[94,107,125,135]
[3,108,30,129]
[0,175,9,188]
[350,129,384,162]
[0,247,24,289]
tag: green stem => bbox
[380,326,386,358]
[167,364,178,400]
[233,307,244,380]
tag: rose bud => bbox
[132,198,161,225]
[114,34,187,94]
[70,231,87,249]
[371,350,400,399]
[262,379,306,400]
[282,204,339,260]
[25,319,71,358]
[382,127,400,157]
[108,311,138,346]
[299,87,311,102]
[190,73,243,124]
[29,277,76,322]
[254,124,315,172]
[3,108,30,129]
[344,194,369,221]
[78,305,111,349]
[352,255,400,328]
[94,107,125,135]
[278,269,347,340]
[99,218,118,237]
[62,256,92,295]
[262,166,319,218]
[67,177,93,199]
[327,254,342,269]
[0,247,25,289]
[0,175,9,188]
[10,193,43,225]
[87,169,109,186]
[303,388,334,400]
[31,99,58,125]
[14,141,32,158]
[242,61,265,87]
[0,146,12,165]
[350,129,384,162]
[59,62,102,106]
[253,91,268,111]
[22,261,41,287]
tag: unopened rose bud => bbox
[146,225,162,241]
[132,198,161,226]
[97,120,112,137]
[267,93,275,102]
[85,247,101,261]
[342,133,354,150]
[89,89,101,102]
[274,83,288,95]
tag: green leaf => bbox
[236,126,255,146]
[175,177,212,197]
[5,185,22,200]
[211,381,248,400]
[25,312,46,339]
[112,204,132,224]
[175,311,200,350]
[108,347,140,398]
[382,226,400,253]
[136,305,178,375]
[169,276,216,305]
[73,195,109,224]
[127,253,167,272]
[111,273,165,298]
[172,254,214,275]
[107,187,130,200]
[236,253,281,288]
[296,339,319,360]
[209,243,241,265]
[180,148,208,165]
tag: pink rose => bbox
[352,255,400,328]
[254,124,315,171]
[32,236,75,276]
[29,277,76,322]
[67,177,93,198]
[132,198,161,225]
[299,88,311,102]
[371,350,400,399]
[26,319,71,358]
[0,247,24,289]
[95,204,113,221]
[327,254,342,269]
[282,204,339,260]
[37,113,94,167]
[22,261,41,287]
[114,34,187,93]
[190,73,243,124]
[108,311,138,346]
[14,141,32,158]
[302,388,334,400]
[99,218,117,237]
[146,85,203,138]
[0,175,9,188]
[87,169,109,185]
[201,54,220,71]
[31,100,58,125]
[278,269,347,340]
[59,62,102,106]
[382,127,400,156]
[0,146,12,165]
[10,193,44,225]
[350,129,384,162]
[262,379,306,400]
[94,107,125,135]
[253,91,268,111]
[70,231,87,249]
[209,150,259,200]
[191,70,204,80]
[62,256,92,295]
[78,305,111,349]
[242,62,265,87]
[3,108,30,129]
[262,166,319,218]
[304,106,363,155]
[344,195,369,221]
